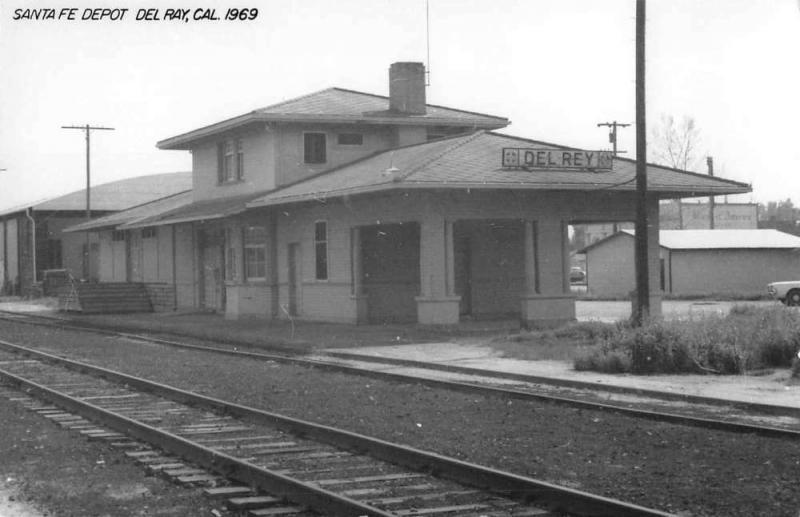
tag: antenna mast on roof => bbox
[425,0,431,86]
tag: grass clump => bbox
[574,305,800,375]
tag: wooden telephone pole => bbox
[633,0,649,326]
[61,124,115,279]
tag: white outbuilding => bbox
[581,229,800,298]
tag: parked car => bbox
[767,281,800,305]
[569,266,586,283]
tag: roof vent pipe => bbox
[389,62,427,115]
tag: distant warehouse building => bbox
[581,229,800,298]
[0,172,191,295]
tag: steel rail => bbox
[2,311,798,438]
[0,370,393,516]
[0,338,675,517]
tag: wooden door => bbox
[287,243,300,316]
[454,237,472,316]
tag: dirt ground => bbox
[1,319,799,517]
[0,388,229,517]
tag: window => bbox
[244,226,267,281]
[314,221,328,280]
[224,140,234,181]
[216,142,225,183]
[142,227,156,239]
[236,138,244,180]
[217,139,241,183]
[304,132,326,164]
[337,133,363,146]
[112,230,126,242]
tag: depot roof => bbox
[64,191,194,232]
[246,131,751,208]
[157,88,510,150]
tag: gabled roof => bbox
[158,88,509,150]
[581,229,800,253]
[64,191,194,233]
[0,172,192,217]
[247,131,751,209]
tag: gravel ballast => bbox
[2,320,799,516]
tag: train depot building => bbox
[67,62,750,327]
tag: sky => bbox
[1,0,799,211]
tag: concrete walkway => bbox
[0,297,796,410]
[321,341,800,409]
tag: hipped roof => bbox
[247,131,751,208]
[157,88,510,150]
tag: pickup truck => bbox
[767,281,800,305]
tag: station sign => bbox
[502,148,613,171]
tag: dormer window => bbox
[304,132,327,164]
[217,138,244,184]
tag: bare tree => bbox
[650,114,701,171]
[650,114,702,229]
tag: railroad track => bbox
[1,310,798,439]
[0,339,673,517]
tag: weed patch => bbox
[574,305,800,375]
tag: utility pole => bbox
[598,121,631,233]
[597,121,631,155]
[633,0,649,326]
[61,124,115,280]
[707,156,715,229]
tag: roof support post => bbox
[350,226,368,325]
[520,218,575,329]
[523,220,539,296]
[415,209,459,325]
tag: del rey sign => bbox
[502,148,613,171]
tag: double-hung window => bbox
[244,226,267,281]
[217,138,243,183]
[304,133,326,164]
[236,139,244,180]
[314,221,328,281]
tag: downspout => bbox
[25,208,36,285]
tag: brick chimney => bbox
[389,62,426,115]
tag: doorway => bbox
[287,242,300,316]
[454,236,472,316]
[199,229,225,311]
